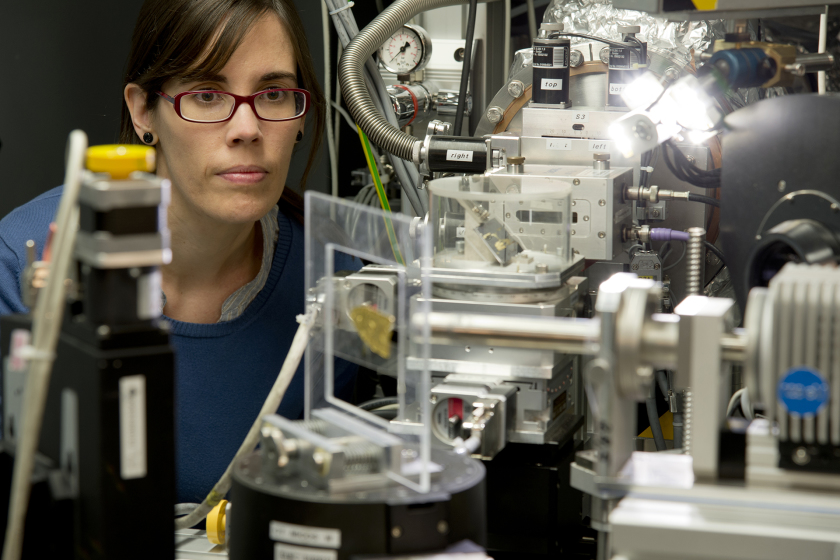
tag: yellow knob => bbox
[206,499,228,545]
[85,145,156,179]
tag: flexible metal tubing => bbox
[339,0,496,162]
[327,0,426,214]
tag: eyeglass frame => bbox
[155,88,311,123]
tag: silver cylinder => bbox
[686,227,706,296]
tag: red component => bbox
[393,84,419,126]
[448,398,464,420]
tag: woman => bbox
[0,0,357,503]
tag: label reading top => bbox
[778,367,829,417]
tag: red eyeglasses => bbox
[156,88,310,123]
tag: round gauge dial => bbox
[378,24,432,75]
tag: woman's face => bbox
[140,14,303,225]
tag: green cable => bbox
[356,126,404,265]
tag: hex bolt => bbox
[652,209,661,217]
[570,49,584,68]
[654,263,661,270]
[486,106,504,123]
[598,199,606,206]
[573,179,581,186]
[598,231,606,239]
[507,80,525,98]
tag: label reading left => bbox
[119,375,147,479]
[270,520,341,549]
[446,150,473,162]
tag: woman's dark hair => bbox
[120,0,324,193]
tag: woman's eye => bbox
[262,89,286,102]
[198,91,218,103]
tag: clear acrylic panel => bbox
[428,172,572,273]
[303,191,433,492]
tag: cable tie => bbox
[329,2,355,15]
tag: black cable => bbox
[687,192,720,208]
[704,240,727,269]
[453,0,478,136]
[369,408,398,420]
[358,397,399,411]
[646,384,667,451]
[548,32,642,60]
[663,141,721,189]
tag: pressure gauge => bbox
[378,24,432,75]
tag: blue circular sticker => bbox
[777,367,830,416]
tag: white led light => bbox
[620,72,665,110]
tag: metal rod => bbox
[418,312,601,354]
[418,311,748,363]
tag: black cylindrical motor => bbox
[426,136,489,173]
[229,448,487,560]
[532,22,571,107]
[606,25,648,108]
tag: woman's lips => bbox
[217,166,267,184]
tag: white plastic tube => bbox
[2,130,88,560]
[174,307,318,529]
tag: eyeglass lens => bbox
[180,90,305,122]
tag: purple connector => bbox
[650,228,690,242]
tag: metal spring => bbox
[343,443,382,473]
[683,389,693,455]
[293,419,330,435]
[686,228,706,296]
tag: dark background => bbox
[0,0,551,224]
[0,0,330,225]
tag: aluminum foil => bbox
[543,0,726,66]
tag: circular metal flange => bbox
[614,280,662,400]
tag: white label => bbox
[274,543,337,560]
[446,149,473,162]
[588,140,610,152]
[571,111,589,123]
[9,329,30,372]
[541,78,563,91]
[119,375,147,479]
[546,138,571,151]
[137,270,162,320]
[456,226,466,238]
[270,521,341,549]
[552,47,567,67]
[609,83,626,95]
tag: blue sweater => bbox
[0,187,357,502]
